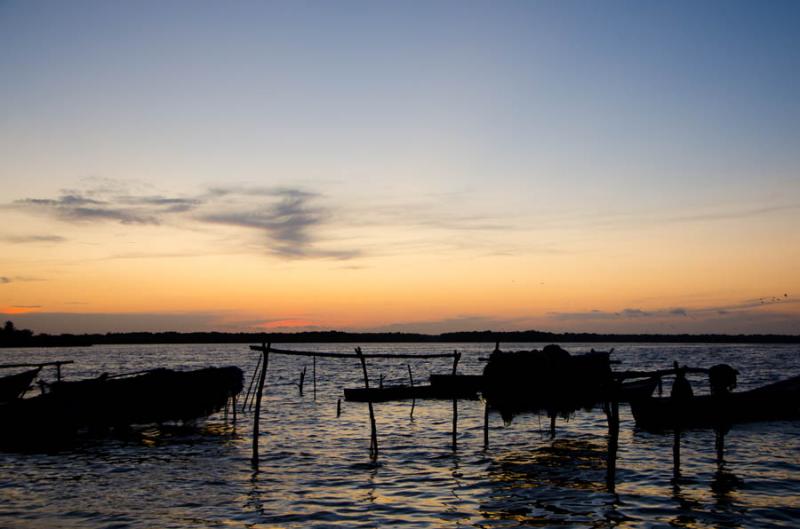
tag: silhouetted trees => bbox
[0,320,34,347]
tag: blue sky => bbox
[1,1,799,333]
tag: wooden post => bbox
[549,414,557,439]
[313,355,317,401]
[606,395,620,492]
[243,353,262,411]
[56,363,62,382]
[298,366,306,396]
[232,395,237,425]
[252,343,270,467]
[483,400,489,449]
[407,364,415,419]
[356,347,378,458]
[336,398,341,418]
[452,350,461,452]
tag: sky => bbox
[1,0,799,334]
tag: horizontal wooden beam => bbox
[613,367,709,380]
[249,345,457,360]
[0,360,74,370]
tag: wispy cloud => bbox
[7,182,359,260]
[550,294,796,322]
[0,234,66,244]
[0,276,45,284]
[199,188,359,259]
[14,196,149,225]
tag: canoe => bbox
[344,374,484,402]
[0,366,243,449]
[630,374,800,432]
[429,374,483,398]
[618,377,659,402]
[0,368,40,404]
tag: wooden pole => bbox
[298,366,306,396]
[313,355,317,401]
[243,353,262,411]
[605,395,620,492]
[336,398,341,418]
[483,400,489,449]
[252,343,270,467]
[356,347,378,458]
[407,364,415,419]
[451,350,461,452]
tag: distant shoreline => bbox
[3,329,800,348]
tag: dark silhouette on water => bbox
[0,366,243,450]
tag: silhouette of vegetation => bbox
[1,321,799,347]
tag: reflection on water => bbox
[1,343,799,528]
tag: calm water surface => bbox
[1,343,799,528]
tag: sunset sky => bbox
[1,1,799,334]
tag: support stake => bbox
[407,364,415,419]
[451,350,461,451]
[243,353,262,411]
[356,347,378,458]
[483,400,489,450]
[252,343,270,467]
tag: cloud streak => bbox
[0,234,66,244]
[550,294,796,321]
[7,183,360,260]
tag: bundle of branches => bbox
[482,345,613,423]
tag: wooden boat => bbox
[630,374,800,432]
[429,374,483,398]
[344,374,484,402]
[618,377,659,402]
[0,368,40,404]
[344,384,434,402]
[0,366,243,449]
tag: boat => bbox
[0,367,41,404]
[429,374,483,398]
[344,384,434,402]
[0,366,243,449]
[630,374,800,432]
[344,374,484,402]
[618,376,659,402]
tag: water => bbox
[1,343,799,528]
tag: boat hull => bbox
[630,375,800,432]
[0,366,243,449]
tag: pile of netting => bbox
[482,345,613,423]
